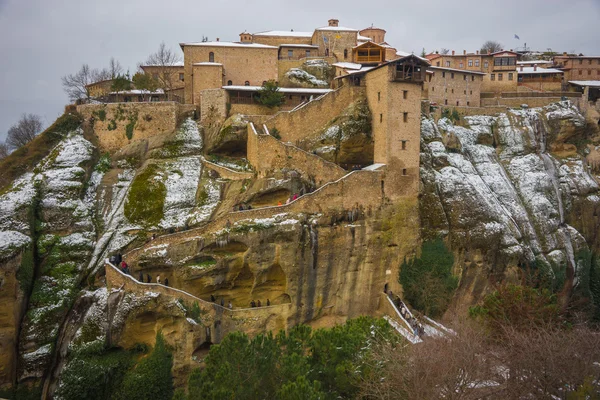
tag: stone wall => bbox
[191,64,224,107]
[77,102,194,152]
[200,88,227,123]
[427,69,483,107]
[265,85,364,145]
[229,103,280,116]
[183,45,278,104]
[247,123,347,187]
[201,159,254,180]
[481,96,582,108]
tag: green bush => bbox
[257,80,285,108]
[95,152,111,173]
[116,332,173,400]
[187,317,398,400]
[56,342,135,400]
[399,238,457,318]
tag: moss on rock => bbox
[124,164,167,226]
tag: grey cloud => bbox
[0,0,599,141]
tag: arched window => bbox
[227,80,232,86]
[344,49,348,59]
[244,81,250,86]
[209,52,214,62]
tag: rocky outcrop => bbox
[281,59,335,88]
[420,101,600,315]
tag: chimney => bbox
[476,50,479,55]
[534,64,537,71]
[452,50,455,56]
[563,52,567,56]
[328,19,339,27]
[216,37,220,42]
[463,50,466,55]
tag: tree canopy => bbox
[480,40,503,54]
[257,80,285,108]
[6,113,44,150]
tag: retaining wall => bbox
[77,102,195,151]
[247,123,347,187]
[265,85,365,144]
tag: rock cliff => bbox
[0,100,599,397]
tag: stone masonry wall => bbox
[481,96,582,108]
[265,85,365,145]
[200,88,227,123]
[247,123,346,186]
[201,159,254,180]
[77,102,193,152]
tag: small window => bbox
[380,114,383,123]
[468,60,473,67]
[475,60,480,67]
[451,88,454,93]
[403,112,408,123]
[403,90,408,99]
[378,92,381,101]
[442,72,446,78]
[306,50,311,57]
[463,74,467,80]
[446,61,450,67]
[491,74,495,81]
[179,73,184,81]
[579,70,583,75]
[467,101,470,106]
[484,61,489,68]
[436,61,440,67]
[589,70,592,75]
[456,101,459,106]
[401,140,407,150]
[444,99,448,105]
[471,75,475,81]
[498,73,503,81]
[344,49,348,59]
[579,59,583,65]
[451,73,455,79]
[459,62,464,68]
[508,73,514,81]
[402,168,407,175]
[464,90,466,94]
[244,81,250,86]
[470,90,473,95]
[432,87,435,91]
[227,80,232,85]
[589,59,593,65]
[209,52,214,62]
[288,50,293,58]
[445,88,447,93]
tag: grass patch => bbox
[124,164,166,226]
[0,112,83,190]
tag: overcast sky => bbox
[1,0,599,141]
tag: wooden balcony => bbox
[356,55,383,63]
[392,70,423,82]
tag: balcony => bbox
[356,55,383,63]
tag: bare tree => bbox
[6,114,44,150]
[480,40,503,54]
[108,57,123,78]
[440,48,450,55]
[0,143,9,160]
[144,42,182,100]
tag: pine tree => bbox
[257,80,285,108]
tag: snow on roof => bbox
[568,80,600,88]
[109,89,165,95]
[346,66,376,75]
[428,66,486,75]
[279,44,319,48]
[332,62,362,70]
[193,62,223,66]
[516,60,552,65]
[362,163,386,171]
[141,61,184,67]
[223,85,333,94]
[518,67,563,74]
[180,41,277,49]
[315,26,358,32]
[252,30,313,37]
[357,35,372,41]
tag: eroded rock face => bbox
[420,101,600,315]
[281,60,335,88]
